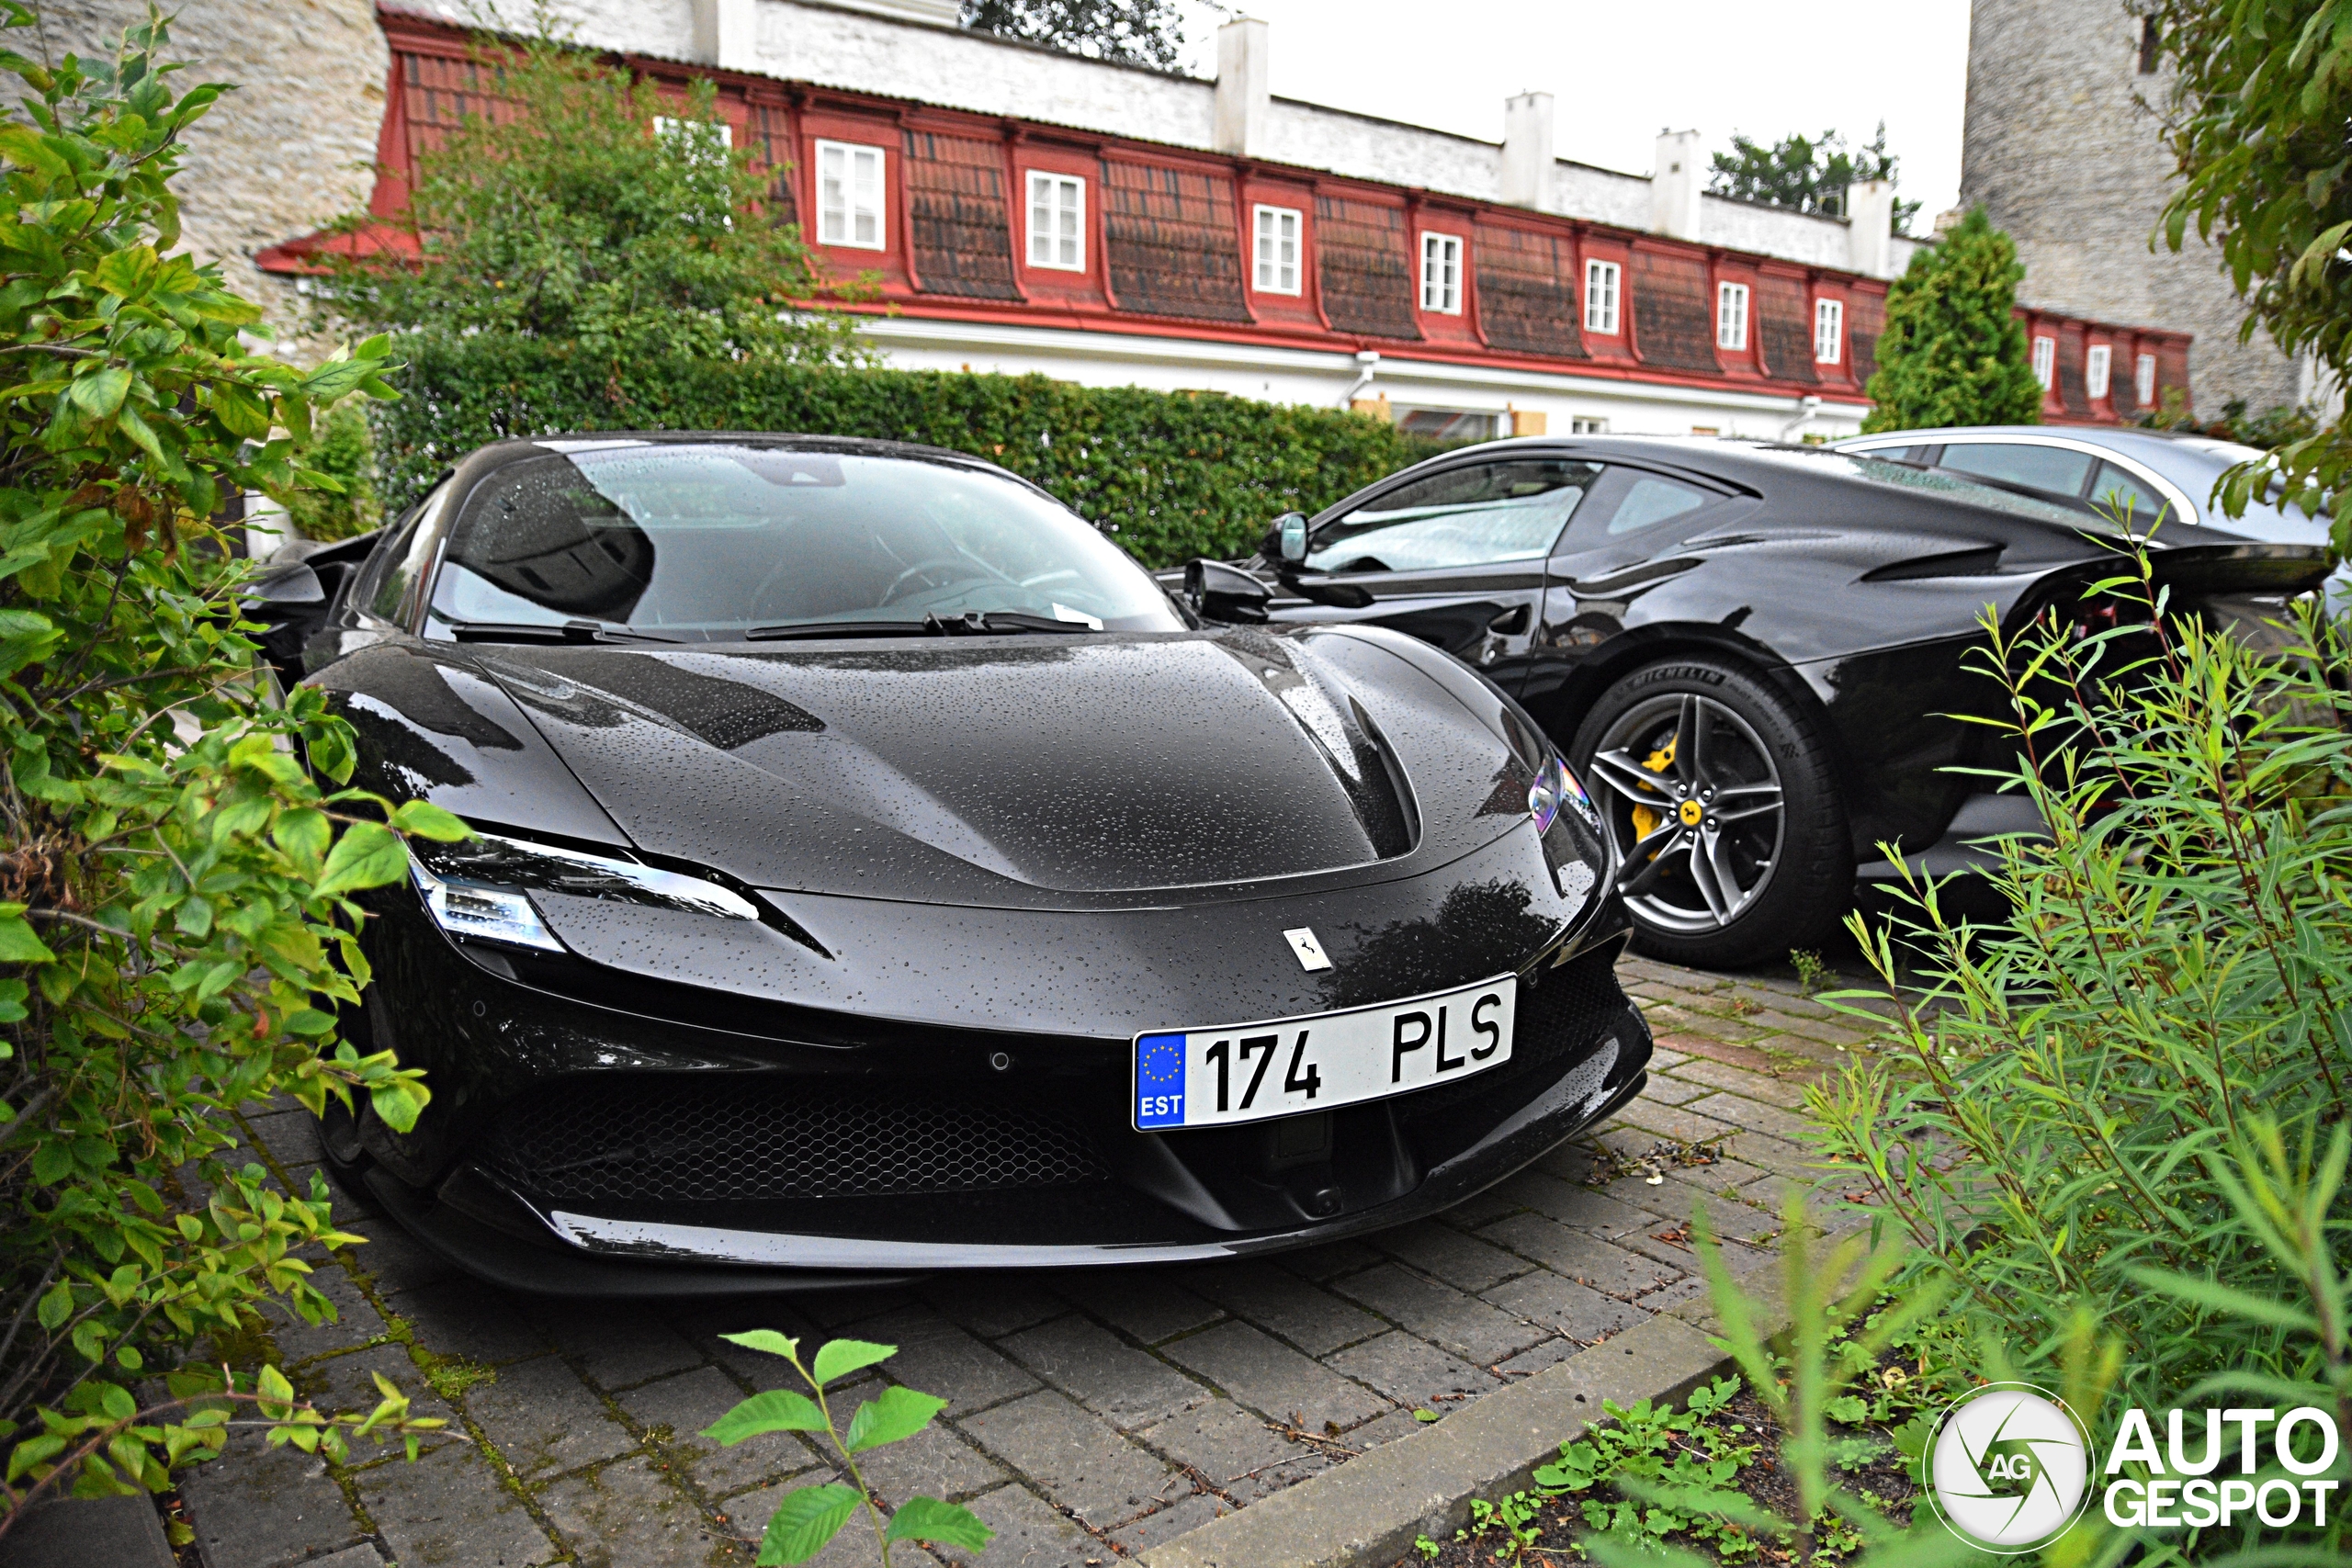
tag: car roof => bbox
[480,430,1005,470]
[1832,425,2222,461]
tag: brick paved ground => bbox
[180,953,1889,1568]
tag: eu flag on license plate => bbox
[1135,1032,1187,1128]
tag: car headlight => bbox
[410,831,760,953]
[1528,755,1596,835]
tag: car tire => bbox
[1570,656,1849,970]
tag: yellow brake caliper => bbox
[1627,735,1677,851]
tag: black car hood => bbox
[456,626,1546,908]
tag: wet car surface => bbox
[263,434,1652,1293]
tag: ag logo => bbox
[1924,1382,2093,1552]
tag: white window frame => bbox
[1814,298,1844,365]
[1716,282,1748,352]
[1584,259,1620,335]
[2086,344,2112,400]
[1419,231,1463,314]
[1569,416,1608,434]
[2032,334,2056,389]
[2135,351,2157,405]
[1253,204,1302,295]
[813,139,886,251]
[1025,171,1087,272]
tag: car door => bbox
[1521,465,1749,725]
[1267,456,1602,696]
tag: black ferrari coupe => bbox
[259,434,1649,1294]
[1175,436,2333,967]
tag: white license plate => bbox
[1132,976,1517,1130]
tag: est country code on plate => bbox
[1131,975,1517,1130]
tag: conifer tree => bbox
[1860,209,2044,433]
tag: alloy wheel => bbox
[1585,692,1785,935]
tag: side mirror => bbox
[243,559,326,606]
[1273,512,1309,565]
[1184,558,1273,624]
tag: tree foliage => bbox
[1707,123,1919,233]
[322,34,860,367]
[960,0,1183,70]
[0,7,456,1525]
[1808,563,2352,1557]
[278,399,379,543]
[1860,208,2044,434]
[2144,0,2352,552]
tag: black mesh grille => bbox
[484,1078,1112,1203]
[1396,945,1628,1122]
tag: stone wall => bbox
[28,0,388,357]
[1961,0,2303,412]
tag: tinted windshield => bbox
[423,446,1183,638]
[1740,446,2108,528]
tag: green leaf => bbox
[842,1385,944,1454]
[66,365,131,421]
[0,607,60,679]
[37,1281,71,1332]
[314,821,407,899]
[0,906,56,962]
[718,1329,798,1361]
[389,799,473,841]
[0,124,70,179]
[809,1339,895,1388]
[754,1482,862,1565]
[701,1389,826,1447]
[271,808,332,865]
[299,355,381,401]
[884,1495,993,1551]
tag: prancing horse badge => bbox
[1283,927,1332,972]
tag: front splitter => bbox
[365,1005,1652,1295]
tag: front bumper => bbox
[349,997,1649,1296]
[341,827,1647,1294]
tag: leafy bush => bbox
[373,335,1425,567]
[2137,394,2321,454]
[2146,0,2351,549]
[0,8,458,1527]
[704,1333,989,1565]
[1860,208,2043,434]
[278,399,380,543]
[321,29,856,367]
[1805,554,2350,1557]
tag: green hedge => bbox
[372,336,1436,566]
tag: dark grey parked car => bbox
[1832,425,2343,603]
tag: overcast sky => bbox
[1172,1,1974,224]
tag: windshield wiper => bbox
[743,618,940,641]
[447,619,681,645]
[969,611,1097,633]
[743,612,1099,641]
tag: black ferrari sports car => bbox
[256,434,1650,1294]
[1172,436,2332,967]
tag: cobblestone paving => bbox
[184,955,1886,1568]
